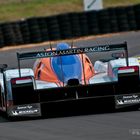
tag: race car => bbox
[0,42,140,117]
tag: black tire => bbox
[115,7,130,31]
[37,17,49,41]
[27,17,42,43]
[11,22,24,45]
[78,12,89,36]
[0,25,5,47]
[46,16,61,40]
[108,8,119,32]
[97,9,111,33]
[86,10,99,34]
[68,13,81,37]
[19,20,31,44]
[133,4,140,13]
[1,22,16,46]
[125,5,137,30]
[134,4,140,29]
[57,14,72,39]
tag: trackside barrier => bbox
[0,4,140,48]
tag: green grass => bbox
[0,0,139,22]
[104,0,140,7]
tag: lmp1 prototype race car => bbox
[0,42,140,117]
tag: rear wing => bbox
[17,42,128,77]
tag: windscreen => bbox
[51,55,82,83]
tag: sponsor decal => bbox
[12,109,39,116]
[19,43,126,60]
[115,94,140,108]
[36,46,110,58]
[9,104,41,116]
[17,105,32,110]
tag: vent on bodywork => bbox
[67,79,79,86]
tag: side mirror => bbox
[112,52,124,59]
[0,64,8,72]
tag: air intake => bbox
[67,79,79,86]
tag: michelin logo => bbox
[117,99,140,105]
[116,95,140,105]
[10,104,41,116]
[12,109,39,116]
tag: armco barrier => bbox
[0,4,140,48]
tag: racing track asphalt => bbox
[0,31,140,140]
